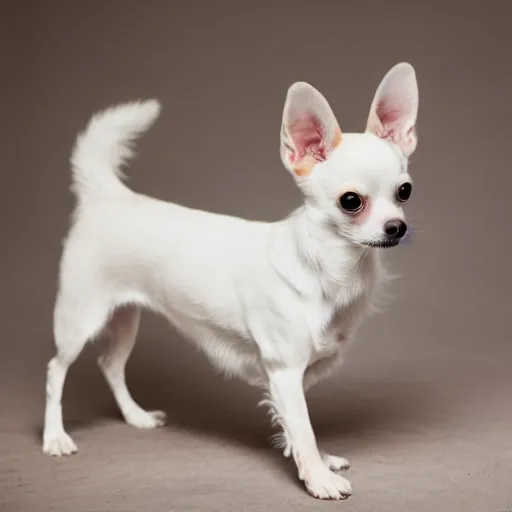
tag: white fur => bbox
[43,63,419,500]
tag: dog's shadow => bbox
[36,326,442,483]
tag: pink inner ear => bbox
[288,115,326,163]
[375,101,404,127]
[373,100,413,143]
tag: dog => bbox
[42,62,419,500]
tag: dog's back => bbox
[61,100,271,321]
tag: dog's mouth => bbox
[360,239,400,249]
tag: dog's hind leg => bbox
[98,305,166,429]
[43,295,110,457]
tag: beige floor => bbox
[2,294,511,512]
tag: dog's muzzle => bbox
[361,219,408,249]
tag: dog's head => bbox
[280,63,418,249]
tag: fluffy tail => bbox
[70,99,161,199]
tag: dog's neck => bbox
[271,204,378,301]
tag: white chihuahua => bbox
[43,62,419,500]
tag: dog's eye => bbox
[339,192,363,213]
[396,182,412,202]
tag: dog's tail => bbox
[70,99,161,200]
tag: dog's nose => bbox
[384,219,407,239]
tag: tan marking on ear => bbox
[332,125,343,149]
[292,126,342,177]
[293,155,316,177]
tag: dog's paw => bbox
[42,431,78,457]
[322,452,350,472]
[303,465,352,500]
[125,409,167,429]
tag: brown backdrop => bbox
[2,1,511,511]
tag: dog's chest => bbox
[306,253,379,361]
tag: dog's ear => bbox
[280,82,342,178]
[366,62,419,157]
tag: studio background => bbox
[2,1,511,511]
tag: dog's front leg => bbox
[265,367,352,500]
